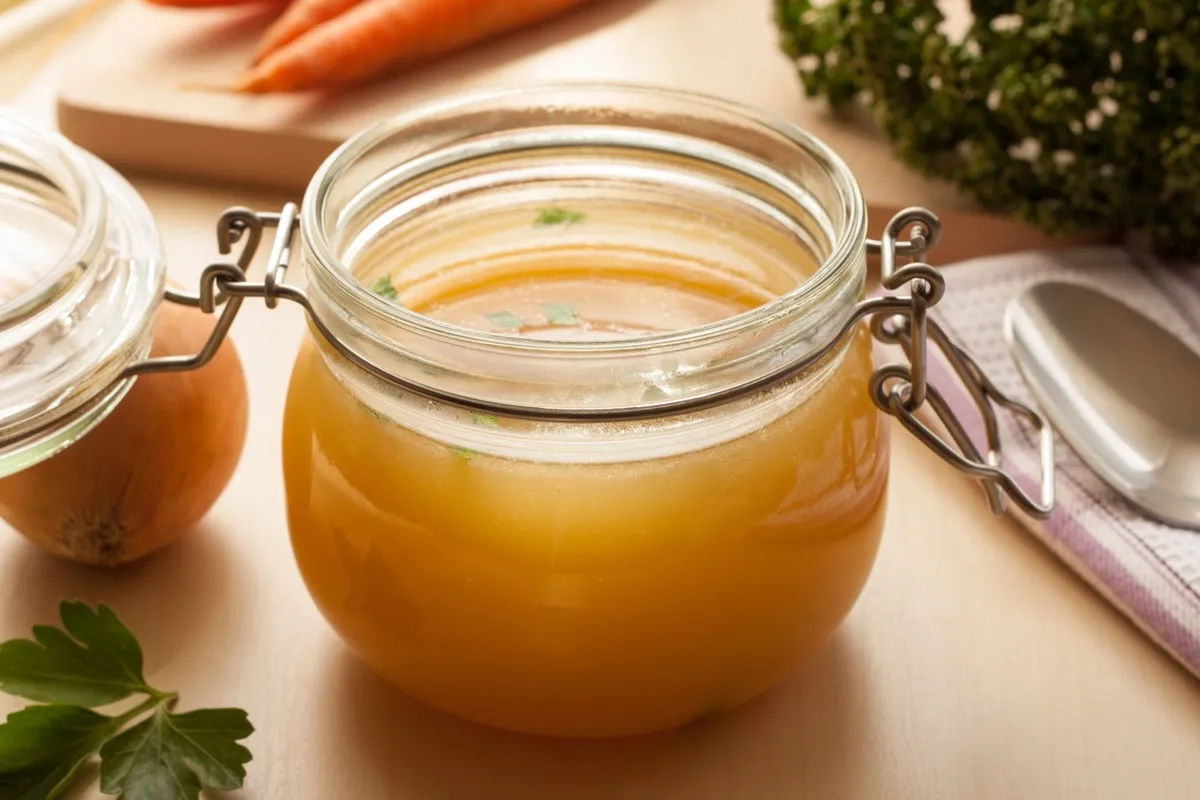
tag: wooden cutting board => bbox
[54,0,1099,263]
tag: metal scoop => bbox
[1005,281,1200,531]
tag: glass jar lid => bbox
[0,112,164,476]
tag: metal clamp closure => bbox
[122,204,1055,520]
[865,208,1055,519]
[123,205,300,378]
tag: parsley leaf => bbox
[485,311,524,330]
[100,706,253,800]
[541,302,579,326]
[370,275,399,301]
[534,208,585,227]
[0,602,254,800]
[0,705,118,800]
[470,413,498,427]
[0,602,150,706]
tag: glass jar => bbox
[0,86,1054,739]
[0,113,163,477]
[286,86,883,737]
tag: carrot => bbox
[146,0,283,7]
[252,0,362,63]
[236,0,594,93]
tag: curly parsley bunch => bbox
[775,1,1200,256]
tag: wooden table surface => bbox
[3,7,1200,800]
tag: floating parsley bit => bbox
[0,601,254,800]
[541,302,579,326]
[370,274,399,302]
[449,445,478,461]
[357,400,393,426]
[470,413,499,427]
[485,311,524,330]
[534,207,585,227]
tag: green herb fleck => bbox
[449,446,478,461]
[357,399,392,426]
[370,275,398,301]
[0,602,254,800]
[541,302,579,326]
[485,311,524,330]
[534,207,585,227]
[470,413,498,427]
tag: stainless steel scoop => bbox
[1005,281,1200,531]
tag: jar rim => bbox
[301,82,867,356]
[0,112,107,329]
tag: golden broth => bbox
[282,223,887,737]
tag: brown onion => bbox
[0,298,249,565]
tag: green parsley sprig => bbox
[0,602,253,800]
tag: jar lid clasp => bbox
[865,209,1056,520]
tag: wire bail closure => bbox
[864,209,1055,520]
[121,204,1055,520]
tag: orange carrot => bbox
[236,0,594,93]
[252,0,362,63]
[146,0,283,8]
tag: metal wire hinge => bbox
[864,208,1055,519]
[121,203,1055,521]
[122,204,302,378]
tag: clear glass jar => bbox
[283,86,885,737]
[0,113,163,476]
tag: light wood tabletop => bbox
[3,4,1200,799]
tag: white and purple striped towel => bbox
[922,246,1200,679]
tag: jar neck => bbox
[301,85,867,416]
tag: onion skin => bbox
[0,299,249,566]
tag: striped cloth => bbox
[919,246,1200,679]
